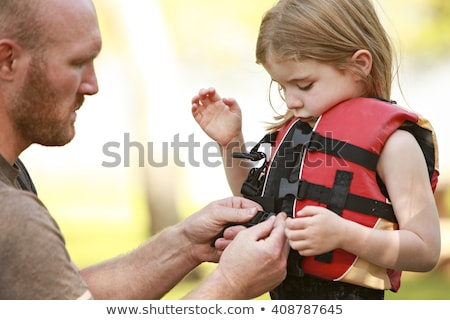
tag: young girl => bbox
[191,0,441,299]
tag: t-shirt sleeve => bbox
[0,190,89,299]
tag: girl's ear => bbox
[351,49,372,77]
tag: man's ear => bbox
[0,40,20,81]
[351,49,372,77]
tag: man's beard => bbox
[8,57,83,147]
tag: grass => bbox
[385,270,450,300]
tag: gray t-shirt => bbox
[0,155,89,299]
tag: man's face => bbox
[7,0,102,148]
[9,55,85,147]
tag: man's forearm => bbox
[80,223,200,300]
[183,268,240,300]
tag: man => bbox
[0,0,289,299]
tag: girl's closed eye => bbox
[298,83,313,91]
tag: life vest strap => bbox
[327,170,353,216]
[287,249,304,277]
[313,170,353,263]
[243,195,283,213]
[309,132,379,171]
[279,177,397,223]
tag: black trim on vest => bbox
[399,121,436,181]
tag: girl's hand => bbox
[192,87,242,147]
[286,206,347,256]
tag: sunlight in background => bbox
[18,0,450,298]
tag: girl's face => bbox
[264,55,365,125]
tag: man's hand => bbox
[182,197,263,264]
[185,212,289,300]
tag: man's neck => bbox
[0,110,32,165]
[0,132,28,166]
[0,97,33,171]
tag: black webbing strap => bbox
[243,195,283,213]
[287,249,304,277]
[327,171,353,216]
[233,131,277,161]
[234,132,277,198]
[309,132,379,171]
[315,171,353,263]
[278,177,397,223]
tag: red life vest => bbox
[237,97,439,291]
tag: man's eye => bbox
[72,62,85,68]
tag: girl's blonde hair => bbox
[256,0,394,130]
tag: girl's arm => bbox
[220,132,252,196]
[192,87,251,195]
[360,129,441,270]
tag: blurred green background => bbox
[21,0,450,299]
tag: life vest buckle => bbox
[233,151,266,161]
[240,164,267,197]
